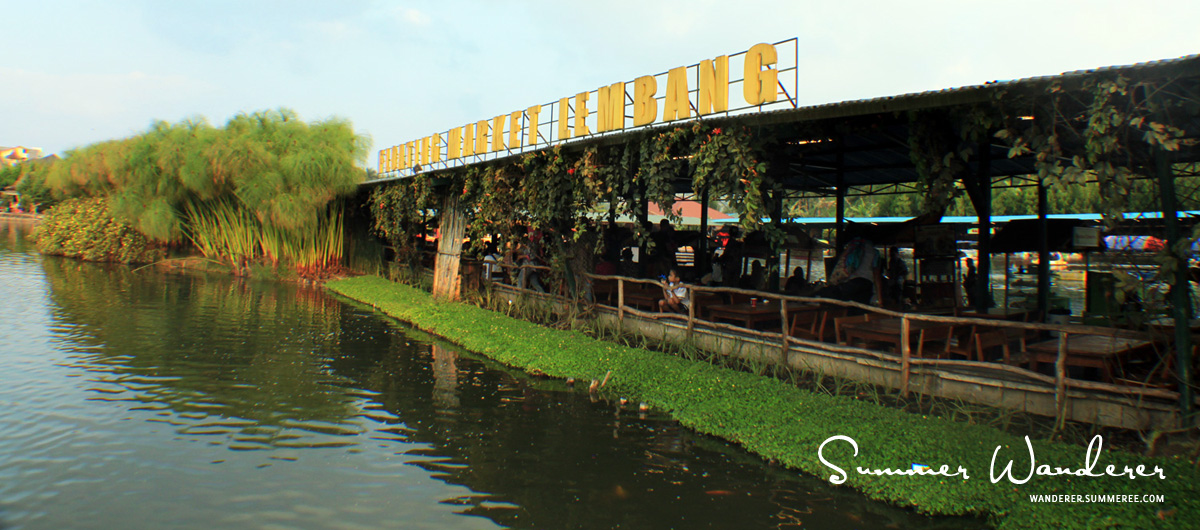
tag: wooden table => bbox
[1146,317,1200,334]
[705,301,815,330]
[617,282,661,311]
[840,318,953,356]
[959,308,1032,322]
[1026,335,1153,382]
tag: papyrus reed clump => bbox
[40,108,368,276]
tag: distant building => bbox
[2,146,56,213]
[0,146,47,168]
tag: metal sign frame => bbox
[374,38,800,181]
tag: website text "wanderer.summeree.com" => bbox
[1029,494,1166,503]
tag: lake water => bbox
[0,219,981,530]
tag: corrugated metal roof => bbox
[714,210,1200,226]
[737,53,1200,127]
[366,54,1200,187]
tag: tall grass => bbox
[186,199,345,277]
[285,207,344,277]
[185,200,261,267]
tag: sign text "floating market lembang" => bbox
[378,41,793,175]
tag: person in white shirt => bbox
[481,242,502,281]
[658,269,690,313]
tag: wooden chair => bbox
[915,323,956,358]
[1114,344,1179,390]
[944,325,977,360]
[834,314,872,346]
[973,328,1015,363]
[592,278,617,305]
[789,309,823,341]
[622,282,660,311]
[812,306,848,343]
[691,291,723,319]
[728,292,753,305]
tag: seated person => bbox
[594,253,617,276]
[784,267,808,294]
[765,264,780,292]
[657,268,690,313]
[699,260,723,286]
[741,260,765,290]
[481,242,502,281]
[619,248,637,278]
[816,237,882,306]
[516,243,546,292]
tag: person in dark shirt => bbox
[785,267,808,294]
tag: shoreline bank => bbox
[325,275,1198,529]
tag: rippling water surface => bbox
[0,219,980,530]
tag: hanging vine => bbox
[996,75,1195,229]
[994,73,1199,308]
[689,122,778,246]
[369,175,438,270]
[908,109,970,215]
[638,126,692,218]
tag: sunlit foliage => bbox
[31,197,163,263]
[41,108,369,276]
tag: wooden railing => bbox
[466,266,1182,428]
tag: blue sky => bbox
[3,1,1198,169]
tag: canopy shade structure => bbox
[647,201,734,222]
[990,219,1096,253]
[1103,235,1168,252]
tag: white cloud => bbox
[0,67,223,153]
[308,20,360,40]
[396,7,430,26]
[0,68,214,119]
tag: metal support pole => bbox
[699,187,710,275]
[773,190,784,287]
[1157,147,1193,426]
[835,136,846,252]
[900,316,912,398]
[976,140,993,313]
[1037,176,1050,318]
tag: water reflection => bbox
[40,257,365,447]
[0,219,982,530]
[431,344,461,410]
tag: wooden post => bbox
[617,278,625,323]
[1054,332,1069,433]
[432,194,465,299]
[686,286,695,340]
[780,300,790,364]
[900,316,912,397]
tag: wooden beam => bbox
[432,194,465,299]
